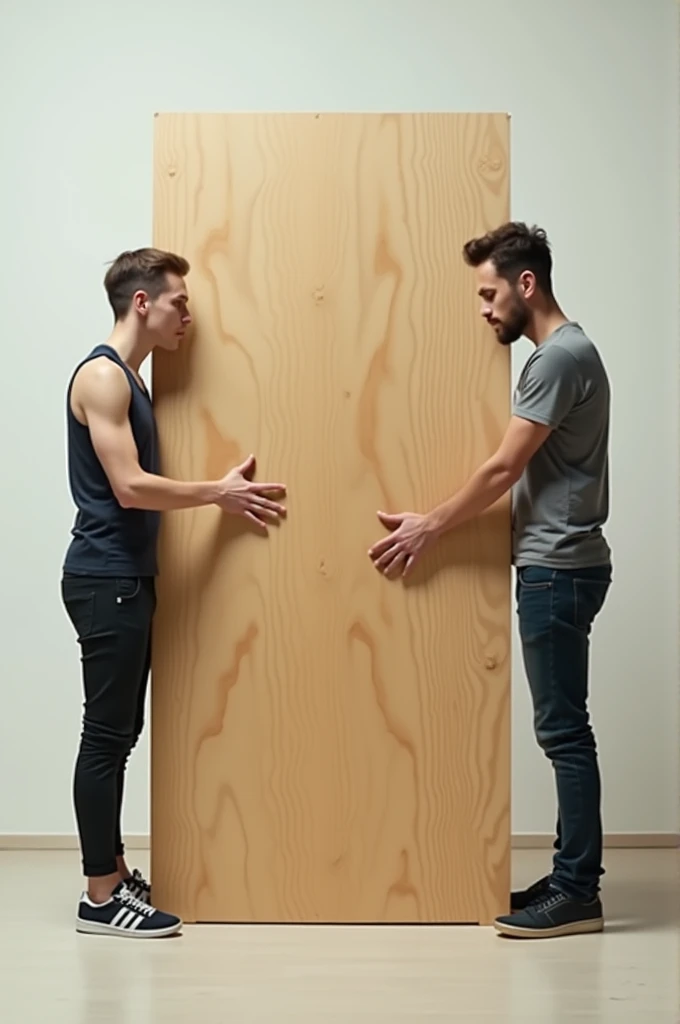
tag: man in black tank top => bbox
[61,248,287,938]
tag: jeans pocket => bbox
[518,571,554,642]
[115,577,141,604]
[518,566,555,590]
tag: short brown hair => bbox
[463,222,553,294]
[104,247,190,320]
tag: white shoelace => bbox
[117,886,155,917]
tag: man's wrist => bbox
[425,508,448,540]
[203,480,225,505]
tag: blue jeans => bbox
[517,564,612,901]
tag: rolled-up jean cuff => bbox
[83,859,118,878]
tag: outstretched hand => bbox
[368,511,436,579]
[217,455,287,533]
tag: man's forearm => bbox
[427,459,517,538]
[118,471,222,511]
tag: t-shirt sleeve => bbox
[513,345,581,429]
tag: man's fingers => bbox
[403,555,416,578]
[369,535,397,559]
[377,511,405,529]
[252,482,287,498]
[384,551,407,578]
[237,454,256,479]
[250,503,282,522]
[243,510,268,532]
[374,542,401,571]
[251,496,287,517]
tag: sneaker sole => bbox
[494,916,604,939]
[76,917,182,939]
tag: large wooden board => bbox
[151,112,511,924]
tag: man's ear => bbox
[132,289,150,316]
[518,270,537,300]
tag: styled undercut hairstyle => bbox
[462,222,553,295]
[103,248,190,321]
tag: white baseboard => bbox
[0,834,152,850]
[1,833,678,851]
[511,833,680,849]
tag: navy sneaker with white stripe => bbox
[76,882,182,938]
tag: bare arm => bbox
[370,339,577,579]
[72,359,286,527]
[427,415,552,537]
[369,416,552,577]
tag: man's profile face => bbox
[140,273,192,350]
[475,260,530,346]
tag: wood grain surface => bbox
[150,113,511,924]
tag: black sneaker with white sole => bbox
[511,874,552,912]
[76,882,182,938]
[495,886,604,939]
[124,869,151,904]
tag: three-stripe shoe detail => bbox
[111,903,153,931]
[76,881,182,938]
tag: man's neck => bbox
[525,300,570,346]
[105,320,153,373]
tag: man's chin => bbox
[161,335,183,351]
[496,333,519,346]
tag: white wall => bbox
[1,0,678,841]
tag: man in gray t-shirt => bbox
[513,320,611,569]
[369,222,612,941]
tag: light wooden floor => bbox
[0,849,677,1022]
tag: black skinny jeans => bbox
[61,574,156,877]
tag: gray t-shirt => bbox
[512,321,611,568]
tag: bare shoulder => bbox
[70,356,131,425]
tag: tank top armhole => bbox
[67,347,135,410]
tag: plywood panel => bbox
[150,113,511,924]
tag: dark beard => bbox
[496,300,530,345]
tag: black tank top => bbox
[63,345,160,577]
